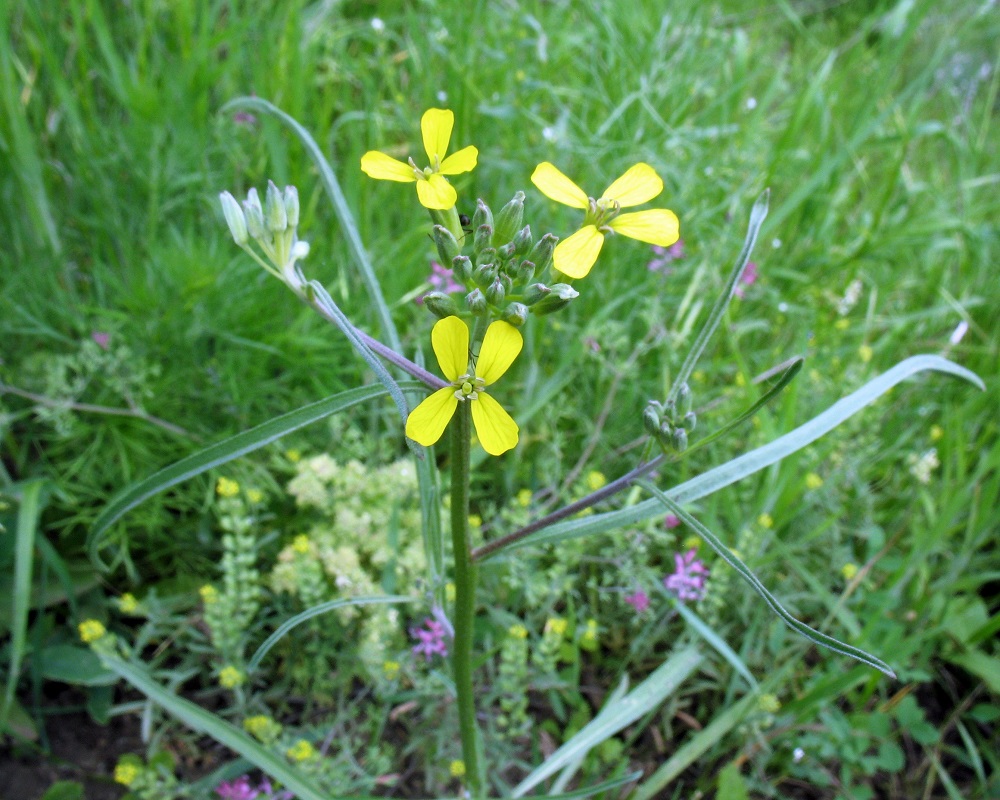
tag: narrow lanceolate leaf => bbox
[492,355,983,556]
[512,647,702,797]
[89,384,408,559]
[641,482,895,677]
[249,596,413,673]
[221,97,402,357]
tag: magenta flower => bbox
[215,776,260,800]
[623,589,650,613]
[663,549,709,602]
[91,331,110,350]
[734,261,758,299]
[646,239,685,274]
[416,261,464,304]
[411,618,449,661]
[664,514,681,529]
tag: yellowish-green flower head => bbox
[218,665,245,688]
[530,161,679,279]
[244,715,283,741]
[286,739,317,762]
[78,619,106,644]
[118,593,140,614]
[360,108,478,210]
[508,623,528,639]
[544,617,568,637]
[114,761,141,787]
[841,562,859,581]
[450,759,466,777]
[216,477,240,498]
[405,316,522,455]
[382,660,401,681]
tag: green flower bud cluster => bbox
[220,181,310,294]
[424,192,579,324]
[643,383,697,454]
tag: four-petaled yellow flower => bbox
[361,109,478,210]
[530,161,679,279]
[405,316,521,455]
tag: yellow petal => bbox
[553,225,604,279]
[421,108,454,164]
[601,163,663,207]
[439,145,478,175]
[530,162,589,209]
[431,315,469,382]
[361,151,417,182]
[416,173,458,210]
[476,321,523,385]
[471,392,519,456]
[405,388,458,447]
[609,209,680,246]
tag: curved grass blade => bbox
[1,480,44,736]
[641,481,895,677]
[493,355,982,557]
[536,770,643,799]
[89,384,412,561]
[248,595,413,673]
[221,96,401,356]
[512,647,702,797]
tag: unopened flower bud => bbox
[676,382,692,414]
[522,283,551,305]
[475,263,498,288]
[466,288,488,316]
[422,291,459,320]
[662,399,677,424]
[681,411,697,432]
[472,198,494,233]
[219,192,248,245]
[475,246,497,267]
[494,191,525,246]
[501,302,529,326]
[659,420,673,439]
[473,224,493,255]
[283,185,300,227]
[527,233,558,274]
[671,427,688,452]
[497,241,517,261]
[433,224,461,265]
[265,180,287,232]
[531,283,579,315]
[486,276,506,306]
[515,259,536,283]
[452,255,473,283]
[243,188,265,239]
[642,403,662,435]
[512,225,533,255]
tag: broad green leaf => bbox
[512,647,702,797]
[40,781,84,800]
[37,645,117,686]
[946,650,1000,695]
[716,762,751,800]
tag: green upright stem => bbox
[450,401,483,796]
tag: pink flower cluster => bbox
[734,261,758,299]
[410,617,449,661]
[416,261,463,304]
[215,776,275,800]
[663,549,709,601]
[646,239,685,274]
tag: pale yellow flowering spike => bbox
[609,209,680,246]
[530,162,589,209]
[360,108,478,210]
[602,163,663,207]
[553,225,604,279]
[405,317,521,455]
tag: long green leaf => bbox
[513,647,702,797]
[493,355,982,556]
[221,96,402,356]
[1,480,44,736]
[248,595,413,673]
[88,384,407,559]
[642,482,894,677]
[540,770,644,799]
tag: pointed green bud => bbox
[466,288,488,316]
[474,263,498,288]
[473,224,493,256]
[527,233,558,274]
[680,411,697,432]
[642,403,662,436]
[501,302,529,326]
[219,192,248,245]
[676,382,692,415]
[265,180,287,232]
[531,283,579,315]
[486,276,506,306]
[513,225,533,256]
[522,283,551,306]
[283,185,300,227]
[515,259,536,283]
[499,273,513,294]
[671,427,688,452]
[662,399,677,424]
[433,224,461,265]
[659,420,673,440]
[475,246,497,268]
[422,291,459,320]
[242,188,265,239]
[452,255,473,283]
[494,191,525,246]
[472,198,494,233]
[497,241,517,261]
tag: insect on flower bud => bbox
[219,192,248,245]
[501,302,529,326]
[466,288,488,316]
[422,291,460,320]
[265,180,287,232]
[486,276,506,306]
[494,191,525,246]
[531,283,579,315]
[472,199,494,233]
[473,224,493,256]
[452,255,473,283]
[243,188,265,239]
[527,233,558,275]
[433,225,461,265]
[283,185,300,227]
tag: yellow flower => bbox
[286,739,317,762]
[216,477,240,497]
[405,316,522,456]
[219,666,245,688]
[78,619,106,643]
[758,693,781,713]
[930,424,943,442]
[579,618,599,651]
[383,660,401,680]
[246,488,264,504]
[468,514,482,528]
[544,617,568,637]
[757,513,773,529]
[118,593,140,614]
[530,161,679,278]
[285,449,301,462]
[360,108,478,210]
[517,488,532,507]
[199,584,219,604]
[114,762,140,786]
[586,470,607,491]
[292,534,311,554]
[450,759,466,777]
[508,623,528,639]
[244,715,282,741]
[858,344,873,363]
[842,563,859,581]
[682,535,701,551]
[805,473,824,490]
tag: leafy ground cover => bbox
[1,0,997,798]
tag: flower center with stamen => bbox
[585,196,622,229]
[454,373,486,402]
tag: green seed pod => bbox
[502,302,529,326]
[512,225,533,256]
[219,192,248,245]
[527,233,558,274]
[433,224,461,265]
[242,188,265,239]
[486,276,506,306]
[283,185,300,227]
[422,291,459,320]
[466,288,488,316]
[265,180,287,232]
[472,199,493,235]
[522,283,551,305]
[494,191,525,246]
[452,255,473,283]
[531,283,579,315]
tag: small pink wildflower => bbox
[91,331,110,350]
[663,549,709,602]
[623,589,650,613]
[215,776,260,800]
[411,618,449,661]
[416,261,463,304]
[647,239,685,274]
[233,111,258,126]
[734,261,758,299]
[664,514,681,529]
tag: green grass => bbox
[1,0,997,797]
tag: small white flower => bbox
[771,237,782,249]
[370,17,385,32]
[746,97,758,110]
[436,90,448,103]
[541,125,557,142]
[793,747,805,763]
[778,302,789,313]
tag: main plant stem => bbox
[450,401,483,796]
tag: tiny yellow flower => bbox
[114,762,140,787]
[858,344,873,363]
[361,108,478,210]
[219,666,245,688]
[930,424,943,442]
[757,513,773,529]
[244,715,282,740]
[199,584,219,604]
[517,488,532,507]
[580,618,599,651]
[586,470,607,491]
[216,477,240,497]
[508,623,528,639]
[735,372,746,387]
[530,161,679,278]
[78,619,106,643]
[835,318,850,330]
[805,473,824,490]
[468,514,482,528]
[285,449,301,462]
[544,617,568,637]
[758,693,781,713]
[842,563,859,580]
[682,535,702,551]
[383,660,401,680]
[286,739,317,762]
[450,759,466,777]
[118,593,139,614]
[445,582,456,602]
[405,316,522,456]
[246,488,264,504]
[292,534,311,554]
